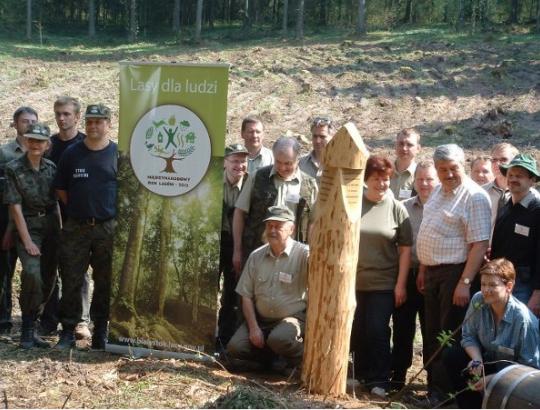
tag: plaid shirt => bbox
[417,178,491,266]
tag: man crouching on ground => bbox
[227,205,309,372]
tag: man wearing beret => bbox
[216,143,249,351]
[3,123,60,348]
[227,205,309,371]
[491,153,540,316]
[54,104,117,350]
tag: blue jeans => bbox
[350,290,394,390]
[512,276,533,306]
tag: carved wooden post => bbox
[301,122,369,396]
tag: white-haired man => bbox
[416,144,491,403]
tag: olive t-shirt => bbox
[356,193,413,291]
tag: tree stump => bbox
[301,122,369,396]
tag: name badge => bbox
[515,224,530,237]
[279,272,292,283]
[399,189,412,199]
[286,193,300,204]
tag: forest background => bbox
[0,0,539,408]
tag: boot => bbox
[91,321,108,350]
[54,329,76,350]
[20,317,35,349]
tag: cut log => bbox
[301,122,369,396]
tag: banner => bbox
[108,62,229,358]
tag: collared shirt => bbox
[247,146,274,175]
[3,155,57,213]
[491,190,540,290]
[417,178,491,266]
[390,161,416,200]
[222,173,244,233]
[462,292,540,369]
[0,138,25,168]
[0,138,25,198]
[236,238,309,320]
[402,195,424,267]
[299,151,320,180]
[235,167,312,216]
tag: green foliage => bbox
[209,387,282,409]
[436,329,455,348]
[1,0,538,41]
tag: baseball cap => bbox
[263,206,295,223]
[225,143,249,157]
[23,122,50,140]
[85,104,111,119]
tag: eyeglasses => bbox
[311,117,332,129]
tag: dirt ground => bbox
[0,27,538,408]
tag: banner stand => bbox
[105,343,217,362]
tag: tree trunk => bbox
[282,0,288,34]
[128,0,137,42]
[195,0,203,42]
[356,0,366,34]
[26,0,32,40]
[510,0,519,23]
[536,0,540,32]
[191,230,200,324]
[319,0,327,26]
[301,123,369,396]
[173,0,181,33]
[115,185,149,321]
[88,0,96,37]
[154,198,172,317]
[296,0,304,39]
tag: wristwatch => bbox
[462,277,471,286]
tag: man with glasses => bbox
[299,117,335,180]
[483,143,519,229]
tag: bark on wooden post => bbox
[301,122,369,396]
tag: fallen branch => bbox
[61,391,72,409]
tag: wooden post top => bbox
[322,122,369,170]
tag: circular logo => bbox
[130,105,211,196]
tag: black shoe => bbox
[54,330,76,350]
[38,323,58,337]
[0,322,12,335]
[20,326,35,349]
[91,322,108,350]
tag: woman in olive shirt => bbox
[350,155,412,397]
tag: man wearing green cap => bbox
[3,122,60,348]
[217,143,249,351]
[227,205,309,372]
[54,104,117,350]
[491,153,540,316]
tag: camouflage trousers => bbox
[16,213,60,318]
[58,218,115,331]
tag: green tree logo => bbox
[144,114,197,173]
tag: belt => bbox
[24,207,56,218]
[73,217,113,226]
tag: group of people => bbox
[0,98,117,350]
[218,117,540,407]
[2,100,539,406]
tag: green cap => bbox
[23,122,50,140]
[85,104,111,119]
[225,143,249,157]
[500,153,540,180]
[263,206,295,223]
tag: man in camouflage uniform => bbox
[217,143,249,351]
[54,104,117,350]
[232,136,317,275]
[4,123,60,348]
[0,106,37,335]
